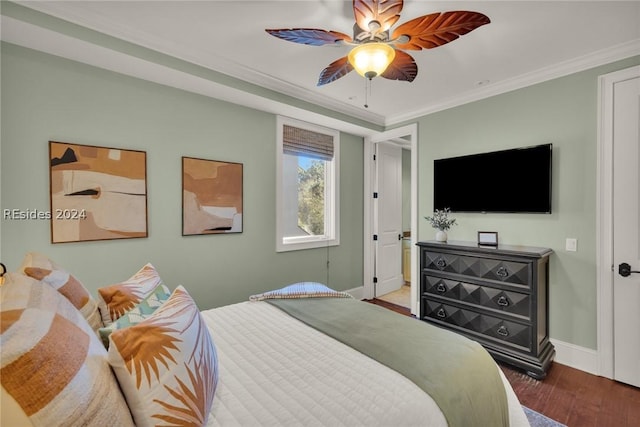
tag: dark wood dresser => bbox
[417,240,555,379]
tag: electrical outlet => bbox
[565,238,578,252]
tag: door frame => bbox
[364,123,418,314]
[596,65,640,379]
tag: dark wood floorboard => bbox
[367,298,640,427]
[366,298,412,316]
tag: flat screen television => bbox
[433,143,552,213]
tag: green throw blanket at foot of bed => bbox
[267,298,510,427]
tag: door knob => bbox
[618,262,640,277]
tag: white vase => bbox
[435,230,448,242]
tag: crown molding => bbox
[385,39,640,126]
[4,2,639,130]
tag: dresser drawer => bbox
[422,251,532,287]
[423,299,532,352]
[422,251,460,274]
[422,275,531,319]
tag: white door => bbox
[375,142,403,297]
[612,71,640,387]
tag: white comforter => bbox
[202,301,530,427]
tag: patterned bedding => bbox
[202,301,530,427]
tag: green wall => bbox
[412,56,640,350]
[0,43,364,309]
[2,28,639,352]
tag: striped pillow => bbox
[20,252,102,331]
[249,282,353,301]
[0,272,135,427]
[98,283,171,348]
[108,285,218,427]
[97,263,164,326]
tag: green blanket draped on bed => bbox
[267,298,509,427]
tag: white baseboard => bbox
[345,286,364,300]
[550,338,599,376]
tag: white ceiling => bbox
[6,1,640,127]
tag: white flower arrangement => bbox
[424,208,457,231]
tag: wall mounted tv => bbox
[433,143,552,213]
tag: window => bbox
[276,116,340,252]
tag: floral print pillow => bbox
[97,263,163,325]
[98,283,171,348]
[107,286,218,426]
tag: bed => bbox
[0,254,530,426]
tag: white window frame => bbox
[276,116,340,252]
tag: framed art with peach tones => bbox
[49,141,148,243]
[182,156,243,235]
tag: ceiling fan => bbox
[266,0,490,86]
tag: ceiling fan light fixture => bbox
[347,43,396,79]
[266,1,490,88]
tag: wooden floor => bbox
[500,361,640,426]
[367,298,640,427]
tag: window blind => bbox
[283,125,334,161]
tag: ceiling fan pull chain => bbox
[364,76,369,108]
[363,77,374,109]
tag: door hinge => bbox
[373,277,378,283]
[373,192,378,198]
[373,234,378,241]
[373,154,376,161]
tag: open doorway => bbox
[364,123,418,315]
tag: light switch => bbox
[565,238,578,252]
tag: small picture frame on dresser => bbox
[478,231,498,247]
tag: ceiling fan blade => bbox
[380,50,417,82]
[353,0,404,33]
[318,56,354,86]
[391,11,490,50]
[266,28,352,46]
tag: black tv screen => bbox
[434,143,552,213]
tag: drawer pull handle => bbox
[497,296,509,307]
[497,326,509,337]
[436,283,446,293]
[496,267,509,278]
[436,308,446,318]
[436,259,447,268]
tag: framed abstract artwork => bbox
[182,157,243,235]
[49,141,148,243]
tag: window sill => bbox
[276,237,340,252]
